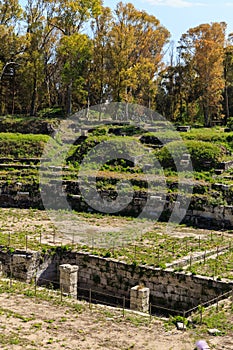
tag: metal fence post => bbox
[89,288,92,309]
[34,276,37,296]
[123,296,125,318]
[60,283,63,302]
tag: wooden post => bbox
[149,303,152,322]
[182,311,185,331]
[198,236,201,249]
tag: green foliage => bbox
[0,133,50,158]
[66,135,145,166]
[168,315,188,327]
[157,140,225,171]
[182,127,233,151]
[226,116,233,131]
[103,251,111,258]
[37,107,64,119]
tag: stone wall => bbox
[1,179,233,228]
[0,249,59,285]
[61,251,233,311]
[1,248,231,312]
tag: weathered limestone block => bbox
[59,264,79,298]
[130,285,150,313]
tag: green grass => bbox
[191,301,233,335]
[0,208,232,274]
[0,133,50,158]
[186,250,233,279]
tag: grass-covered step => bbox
[0,133,50,158]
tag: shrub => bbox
[226,116,233,131]
[157,140,225,171]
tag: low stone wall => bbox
[0,248,59,284]
[61,251,233,311]
[0,248,232,312]
[1,180,233,229]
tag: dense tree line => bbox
[0,0,233,126]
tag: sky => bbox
[18,0,233,47]
[104,0,233,44]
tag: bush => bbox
[227,116,233,131]
[157,140,225,171]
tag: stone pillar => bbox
[130,285,150,313]
[59,264,79,299]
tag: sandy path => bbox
[0,293,232,350]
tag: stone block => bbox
[208,328,221,336]
[59,264,79,299]
[130,285,150,313]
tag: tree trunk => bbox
[66,82,72,115]
[224,66,229,125]
[30,74,37,116]
[203,105,210,127]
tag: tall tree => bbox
[104,2,170,107]
[223,34,233,124]
[90,6,112,107]
[18,0,57,115]
[0,0,23,114]
[46,0,102,114]
[179,22,226,126]
[57,32,93,112]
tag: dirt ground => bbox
[1,208,231,248]
[0,292,233,350]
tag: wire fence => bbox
[2,230,233,273]
[2,273,233,327]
